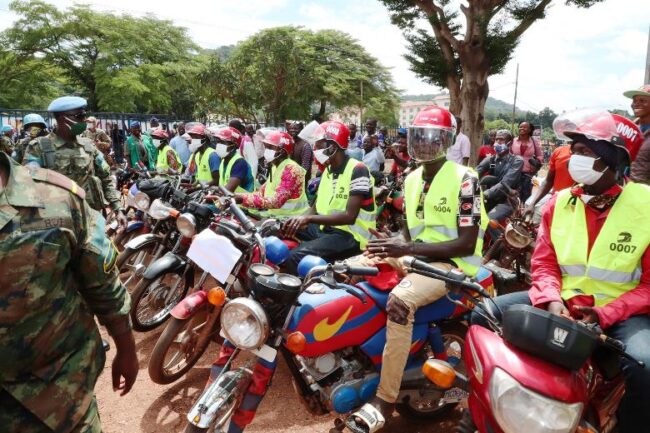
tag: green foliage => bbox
[3,0,198,113]
[484,118,513,133]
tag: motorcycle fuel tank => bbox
[287,284,386,357]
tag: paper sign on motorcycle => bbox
[187,228,242,284]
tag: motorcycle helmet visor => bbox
[407,126,455,162]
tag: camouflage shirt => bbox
[22,132,121,212]
[0,152,130,431]
[82,128,112,154]
[0,136,13,154]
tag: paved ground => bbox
[96,326,460,433]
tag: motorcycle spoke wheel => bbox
[116,243,156,291]
[132,273,187,330]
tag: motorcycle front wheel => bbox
[396,321,468,419]
[116,241,160,291]
[129,271,191,332]
[148,310,220,385]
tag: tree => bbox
[379,0,604,163]
[3,0,198,113]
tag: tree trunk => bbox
[318,99,327,120]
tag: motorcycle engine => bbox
[296,350,380,414]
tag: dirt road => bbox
[96,327,460,433]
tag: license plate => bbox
[442,387,469,404]
[187,229,242,284]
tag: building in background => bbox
[398,93,450,126]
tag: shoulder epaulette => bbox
[31,168,86,200]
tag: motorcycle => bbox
[374,173,405,235]
[183,256,495,433]
[420,270,645,433]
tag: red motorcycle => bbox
[420,272,645,433]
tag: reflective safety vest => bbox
[263,158,309,217]
[315,158,376,248]
[551,183,650,306]
[194,148,217,183]
[403,161,488,276]
[156,145,182,171]
[219,153,250,193]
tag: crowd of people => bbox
[0,82,649,433]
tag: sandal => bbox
[345,403,386,433]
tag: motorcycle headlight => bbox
[220,298,270,350]
[134,192,150,211]
[177,213,197,238]
[489,368,582,433]
[148,199,173,220]
[504,223,532,249]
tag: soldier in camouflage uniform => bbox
[22,96,127,227]
[82,116,114,167]
[1,125,15,154]
[13,113,49,164]
[0,150,138,433]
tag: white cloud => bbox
[0,0,648,113]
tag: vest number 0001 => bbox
[610,243,636,254]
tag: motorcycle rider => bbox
[13,113,48,163]
[152,128,182,174]
[215,126,254,193]
[472,110,650,433]
[475,129,524,234]
[347,106,487,433]
[234,131,309,217]
[186,123,220,186]
[282,120,376,274]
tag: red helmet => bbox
[186,123,206,137]
[216,127,243,147]
[612,114,643,162]
[263,131,294,154]
[315,121,350,149]
[151,129,168,140]
[408,106,457,162]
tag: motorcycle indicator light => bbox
[576,427,597,433]
[422,359,456,389]
[285,331,306,354]
[207,287,226,307]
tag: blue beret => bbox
[2,125,14,133]
[131,121,141,128]
[48,96,88,113]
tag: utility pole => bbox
[511,63,519,132]
[645,25,650,84]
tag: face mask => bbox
[216,143,230,158]
[494,144,507,154]
[189,139,202,153]
[29,126,43,138]
[568,154,607,185]
[264,148,277,162]
[314,149,330,165]
[153,139,163,148]
[580,194,594,204]
[64,116,87,135]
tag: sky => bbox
[0,0,648,114]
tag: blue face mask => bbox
[494,144,507,154]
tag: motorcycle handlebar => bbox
[403,257,491,298]
[347,265,380,276]
[229,201,256,233]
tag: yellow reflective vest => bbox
[551,182,650,306]
[194,148,217,183]
[156,144,182,172]
[219,153,249,193]
[263,158,309,217]
[315,158,376,248]
[403,161,488,276]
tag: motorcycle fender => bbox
[187,367,253,429]
[171,291,208,320]
[143,252,187,280]
[124,233,161,250]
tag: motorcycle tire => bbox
[455,409,477,433]
[149,313,216,385]
[113,226,142,252]
[129,272,191,332]
[396,321,468,420]
[115,239,162,291]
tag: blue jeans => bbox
[470,292,650,433]
[284,224,361,274]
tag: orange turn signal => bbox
[285,331,306,354]
[169,209,180,218]
[207,287,226,307]
[488,219,500,229]
[422,359,456,389]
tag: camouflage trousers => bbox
[0,389,102,433]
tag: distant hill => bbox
[401,94,528,117]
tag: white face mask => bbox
[314,148,330,165]
[264,148,277,163]
[153,139,162,149]
[580,194,594,204]
[189,139,202,153]
[568,154,607,185]
[215,143,230,158]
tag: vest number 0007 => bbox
[610,243,636,254]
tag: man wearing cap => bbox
[624,85,650,185]
[82,116,113,166]
[1,125,15,154]
[22,96,127,226]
